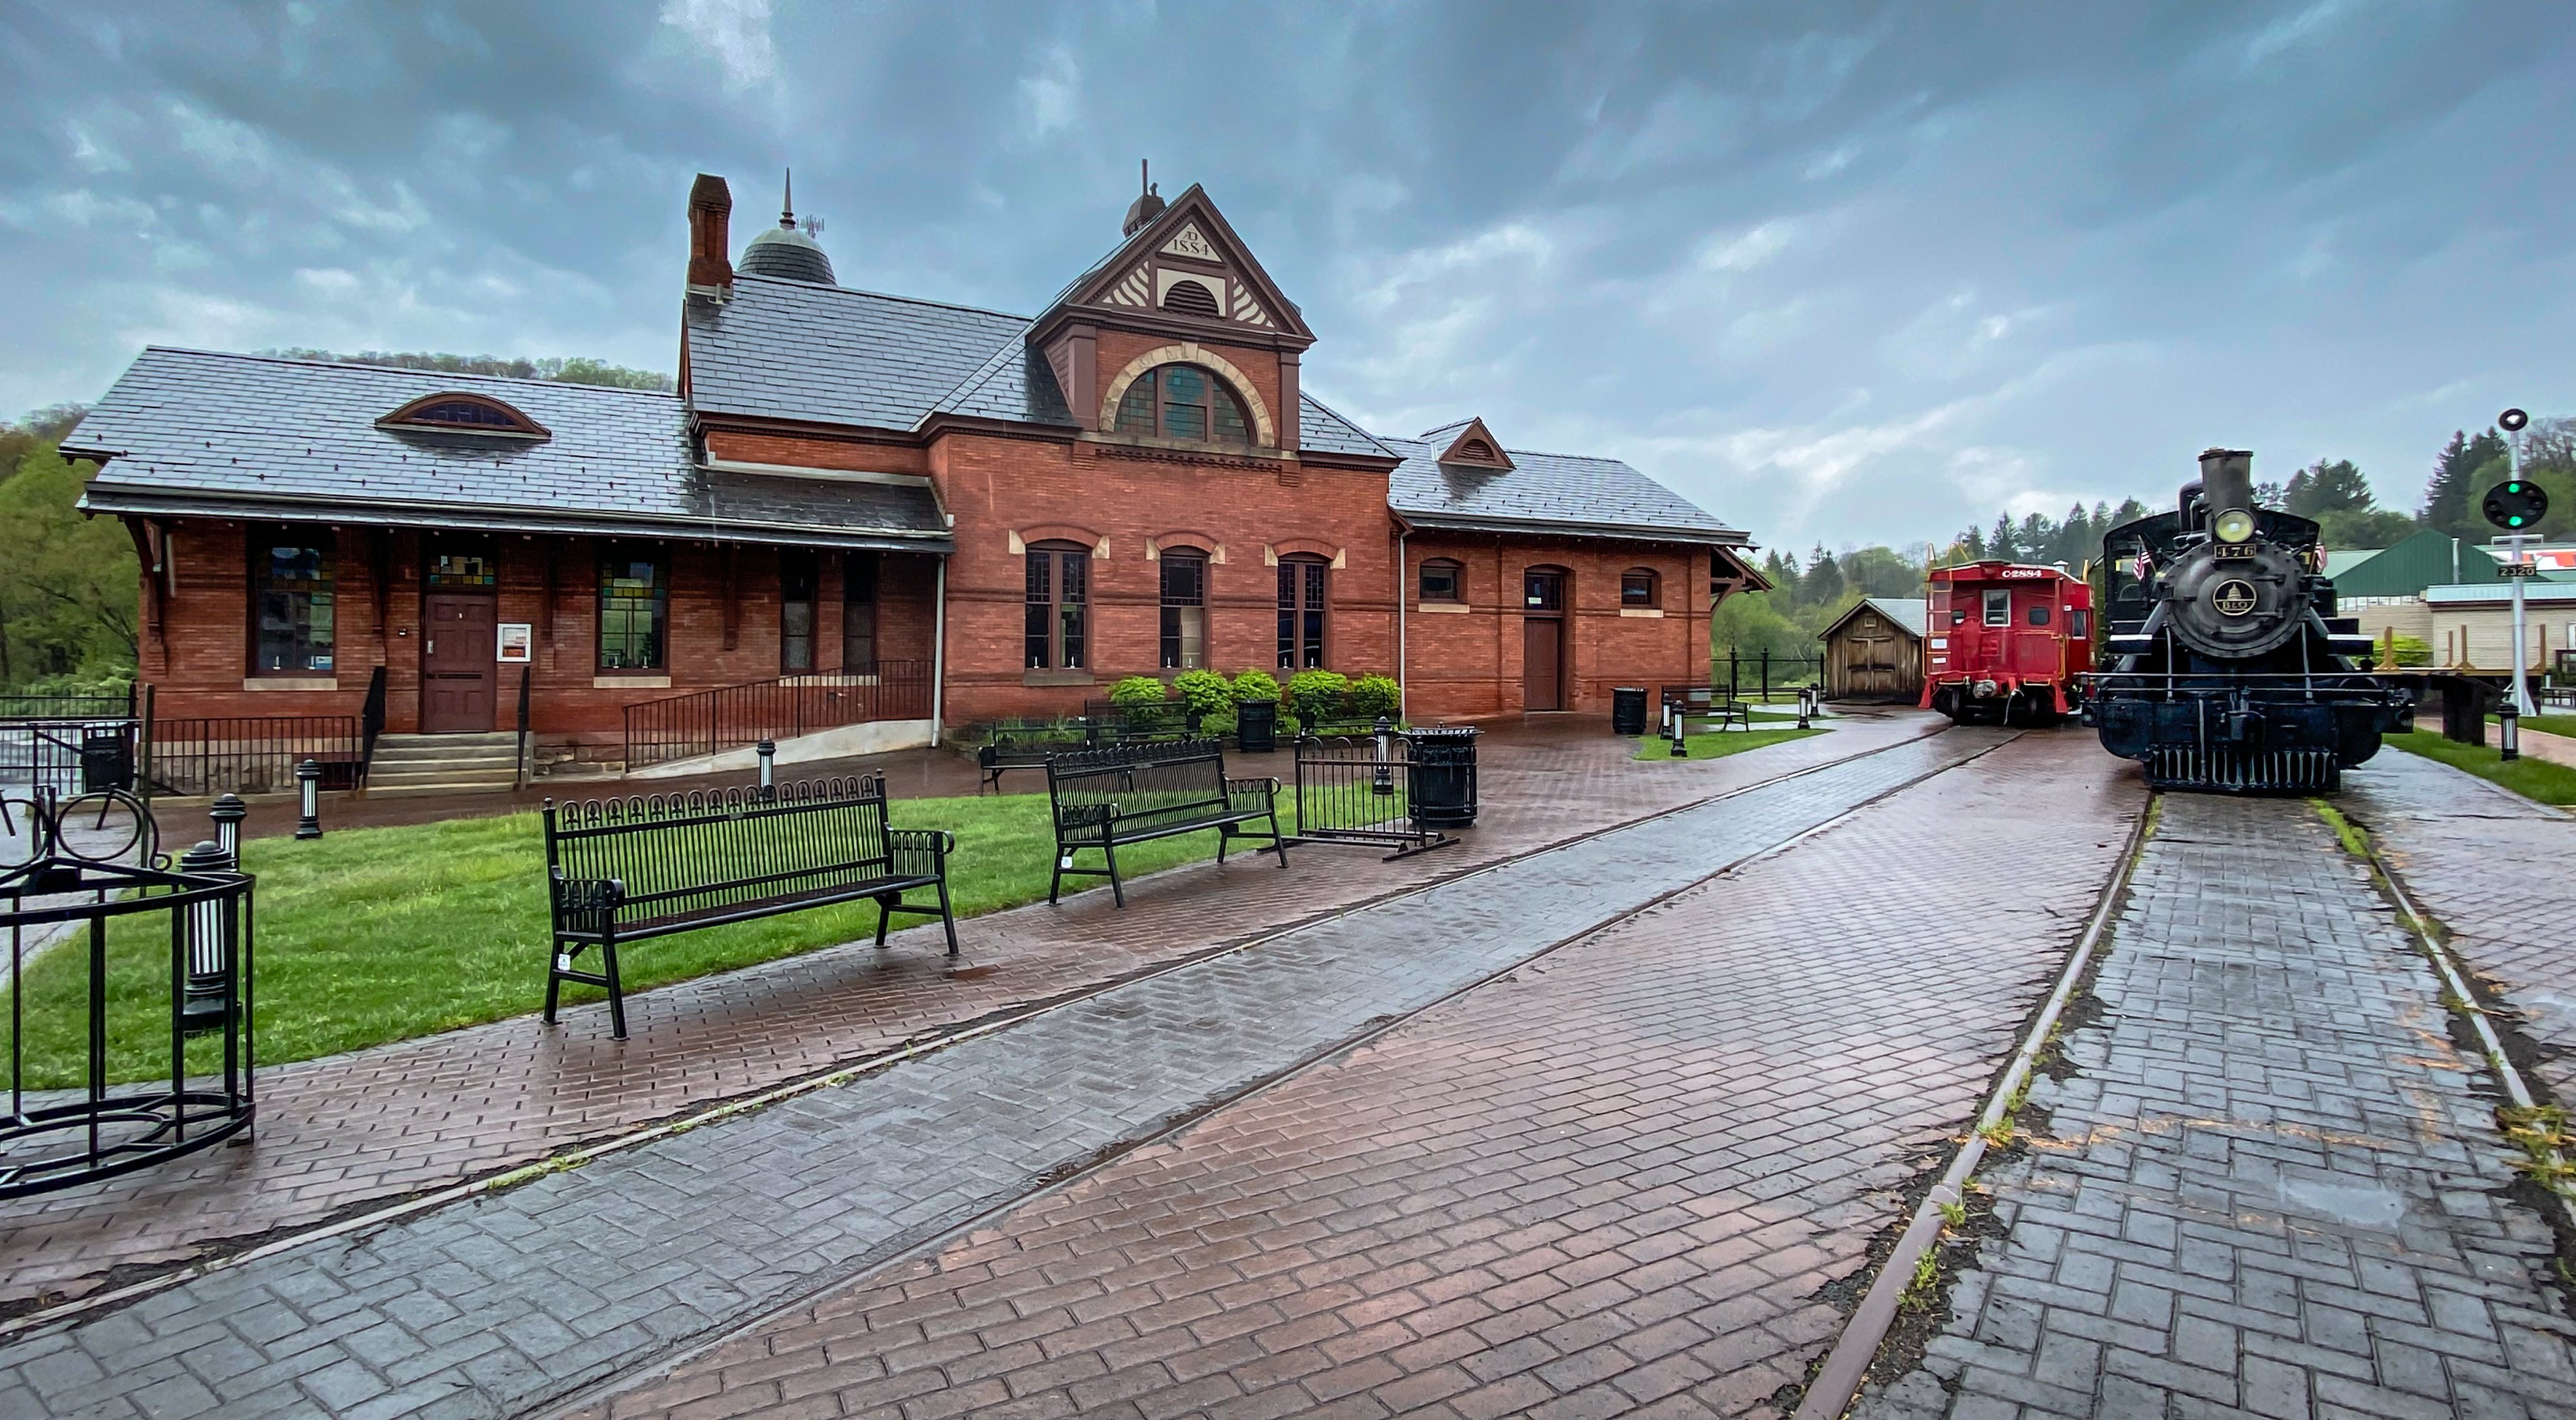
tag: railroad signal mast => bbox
[2485,407,2547,739]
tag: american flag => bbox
[2130,546,2152,584]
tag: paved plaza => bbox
[0,715,1936,1306]
[2,723,2572,1420]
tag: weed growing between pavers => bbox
[0,791,1234,1087]
[2312,798,2576,1282]
[2387,728,2576,804]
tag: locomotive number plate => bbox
[2212,579,2257,617]
[2214,542,2253,560]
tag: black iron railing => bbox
[0,718,140,795]
[622,661,934,769]
[1714,650,1822,701]
[146,716,364,796]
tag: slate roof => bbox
[70,349,949,550]
[684,276,1039,429]
[1379,437,1743,544]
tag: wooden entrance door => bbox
[422,595,497,732]
[1848,614,1893,696]
[1521,569,1567,712]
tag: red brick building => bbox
[71,176,1758,776]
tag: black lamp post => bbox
[209,793,247,867]
[757,738,777,800]
[178,838,234,1032]
[1371,716,1395,797]
[294,759,323,839]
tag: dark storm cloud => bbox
[3,1,2569,550]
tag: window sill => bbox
[593,674,672,689]
[1415,603,1471,614]
[1619,608,1666,618]
[242,676,338,692]
[1023,669,1096,688]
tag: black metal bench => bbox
[542,775,957,1039]
[1659,685,1753,733]
[978,719,1095,793]
[1045,737,1288,907]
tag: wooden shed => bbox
[1819,597,1926,702]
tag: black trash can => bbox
[1410,726,1480,829]
[1236,699,1280,754]
[80,727,135,793]
[1611,686,1649,736]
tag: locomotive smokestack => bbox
[2198,447,2254,520]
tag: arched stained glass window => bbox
[1110,364,1254,446]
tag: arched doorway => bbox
[1522,567,1568,711]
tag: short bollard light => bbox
[209,793,247,866]
[1371,716,1395,797]
[294,759,323,839]
[2500,702,2521,763]
[757,738,778,800]
[1797,687,1815,730]
[1670,708,1689,758]
[178,839,236,1033]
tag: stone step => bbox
[374,733,518,749]
[370,746,520,766]
[364,780,526,798]
[367,766,518,789]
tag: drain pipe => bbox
[1395,529,1408,720]
[930,556,947,742]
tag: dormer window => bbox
[1455,438,1498,462]
[1160,279,1222,318]
[1113,364,1253,445]
[378,392,550,440]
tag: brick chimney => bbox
[687,174,733,295]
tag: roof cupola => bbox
[1121,159,1166,237]
[736,169,837,285]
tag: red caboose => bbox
[1920,561,2093,724]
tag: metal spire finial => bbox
[780,168,795,229]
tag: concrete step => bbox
[368,766,518,789]
[371,746,519,766]
[375,731,517,744]
[365,780,525,798]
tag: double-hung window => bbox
[842,552,878,672]
[598,545,667,671]
[1277,557,1328,669]
[1160,551,1208,669]
[1025,544,1089,670]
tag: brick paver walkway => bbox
[561,731,2136,1420]
[1860,794,2576,1419]
[0,721,2018,1419]
[2343,748,2576,1101]
[0,716,1936,1308]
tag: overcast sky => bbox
[3,1,2569,552]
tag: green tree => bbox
[258,348,675,392]
[1759,548,1800,603]
[1840,545,1922,598]
[1802,545,1843,605]
[1988,515,2016,562]
[2282,458,2374,518]
[0,418,136,687]
[1708,591,1807,665]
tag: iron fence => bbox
[1713,650,1822,701]
[622,661,934,768]
[1291,728,1457,859]
[145,716,364,797]
[0,719,139,795]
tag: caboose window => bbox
[2027,606,2050,626]
[2069,609,2090,639]
[1982,589,2010,626]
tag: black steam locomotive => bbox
[2091,448,2412,792]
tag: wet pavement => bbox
[1858,791,2576,1419]
[0,724,2035,1419]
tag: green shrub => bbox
[1348,674,1401,720]
[1230,668,1280,703]
[1286,669,1350,724]
[2389,635,2432,668]
[1109,674,1169,706]
[1173,668,1233,718]
[1196,707,1239,738]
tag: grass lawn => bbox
[2385,729,2576,806]
[1631,725,1825,763]
[2524,713,2576,738]
[5,789,1254,1088]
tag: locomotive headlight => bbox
[2212,509,2255,544]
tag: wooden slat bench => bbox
[542,774,957,1039]
[1045,737,1288,907]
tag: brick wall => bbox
[139,518,942,757]
[1401,536,1709,721]
[928,429,1399,723]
